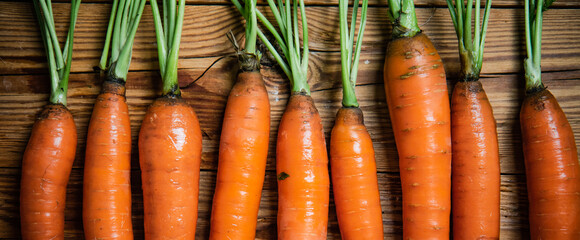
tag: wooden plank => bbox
[44,0,580,8]
[1,3,580,75]
[0,168,530,239]
[1,64,579,174]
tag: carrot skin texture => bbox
[451,80,500,239]
[139,96,202,239]
[277,94,330,240]
[330,107,384,240]
[83,81,133,239]
[20,104,77,240]
[520,89,580,240]
[209,71,270,240]
[383,33,451,239]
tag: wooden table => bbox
[1,0,579,239]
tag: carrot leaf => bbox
[388,0,420,39]
[100,0,146,82]
[34,0,81,105]
[524,0,552,93]
[340,0,369,108]
[151,0,186,96]
[447,0,492,80]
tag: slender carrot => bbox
[446,0,500,239]
[210,1,271,237]
[330,0,383,239]
[384,0,451,238]
[139,97,202,239]
[521,0,580,238]
[139,0,203,238]
[83,1,145,238]
[277,94,329,239]
[252,1,329,238]
[20,1,80,239]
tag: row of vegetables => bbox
[19,0,579,239]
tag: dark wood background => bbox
[1,0,579,239]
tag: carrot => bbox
[446,0,500,238]
[209,1,270,235]
[20,1,80,239]
[83,1,145,238]
[139,97,202,239]
[21,104,77,239]
[330,0,383,239]
[252,1,329,238]
[277,94,329,239]
[139,0,203,238]
[83,81,133,239]
[521,0,580,238]
[209,71,269,239]
[384,0,451,238]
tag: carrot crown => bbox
[230,0,262,72]
[151,0,186,96]
[234,0,311,94]
[446,0,492,81]
[339,0,369,108]
[387,0,421,39]
[98,0,147,83]
[33,0,81,106]
[524,0,555,94]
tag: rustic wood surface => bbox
[0,0,579,239]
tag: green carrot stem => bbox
[447,0,492,80]
[34,0,81,105]
[389,0,421,39]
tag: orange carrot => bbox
[83,81,133,239]
[209,70,270,239]
[446,0,500,238]
[277,94,329,240]
[521,89,580,239]
[21,1,80,238]
[20,104,77,240]
[82,1,145,237]
[250,0,329,238]
[520,1,580,238]
[330,0,383,238]
[451,81,500,239]
[330,108,383,240]
[139,96,202,239]
[139,0,202,238]
[383,4,451,235]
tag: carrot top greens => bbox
[524,0,555,93]
[340,0,369,108]
[233,0,310,95]
[446,0,492,81]
[33,0,81,105]
[387,0,421,39]
[99,0,146,83]
[150,0,186,96]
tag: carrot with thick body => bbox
[139,0,202,238]
[83,1,146,238]
[252,1,329,238]
[446,0,500,238]
[330,0,383,239]
[20,1,80,239]
[384,0,451,238]
[521,0,580,238]
[210,1,271,237]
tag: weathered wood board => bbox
[0,1,579,239]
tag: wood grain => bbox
[1,3,580,75]
[1,1,580,239]
[44,0,580,8]
[0,168,530,239]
